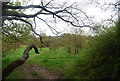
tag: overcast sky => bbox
[10,0,118,36]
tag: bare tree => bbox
[89,0,119,21]
[2,0,93,43]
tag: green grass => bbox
[2,45,26,68]
[6,71,22,79]
[2,46,80,79]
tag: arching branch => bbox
[2,44,39,80]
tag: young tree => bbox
[61,33,73,54]
[72,28,83,54]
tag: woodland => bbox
[1,0,120,80]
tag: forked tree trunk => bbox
[2,44,39,80]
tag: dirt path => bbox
[19,65,62,79]
[17,54,62,79]
[32,65,61,79]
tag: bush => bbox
[76,20,120,79]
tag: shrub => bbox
[76,20,120,79]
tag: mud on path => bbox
[18,65,62,79]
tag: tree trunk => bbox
[2,44,39,80]
[76,46,79,54]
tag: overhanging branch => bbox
[37,16,59,36]
[3,16,43,44]
[2,44,39,80]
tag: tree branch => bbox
[3,16,43,44]
[2,44,39,80]
[3,5,43,9]
[37,16,59,36]
[2,1,92,28]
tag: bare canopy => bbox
[2,0,94,43]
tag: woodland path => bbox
[18,54,62,79]
[19,65,62,79]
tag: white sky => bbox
[11,0,118,36]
